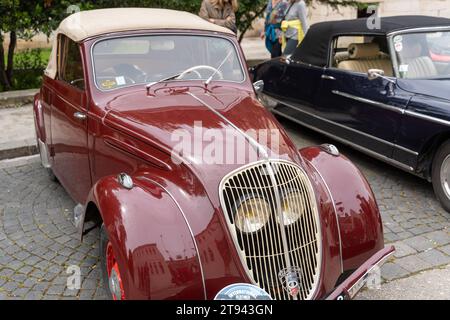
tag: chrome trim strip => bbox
[271,96,418,157]
[187,92,270,159]
[38,139,51,169]
[303,158,343,274]
[388,26,450,37]
[405,110,450,127]
[332,90,405,114]
[89,32,247,93]
[347,249,395,299]
[271,108,415,172]
[321,75,336,81]
[141,177,207,300]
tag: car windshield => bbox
[92,35,245,90]
[394,30,450,79]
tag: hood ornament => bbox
[278,267,302,298]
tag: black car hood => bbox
[397,79,450,102]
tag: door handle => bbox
[321,75,336,81]
[73,111,87,120]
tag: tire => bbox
[432,140,450,212]
[100,224,126,300]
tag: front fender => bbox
[300,146,384,271]
[83,175,205,300]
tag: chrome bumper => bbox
[326,246,396,300]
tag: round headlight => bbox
[234,197,271,233]
[278,192,304,226]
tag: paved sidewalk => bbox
[357,265,450,300]
[241,37,270,65]
[0,105,37,160]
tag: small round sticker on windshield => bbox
[395,41,403,52]
[214,283,272,300]
[394,35,403,43]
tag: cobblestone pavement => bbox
[0,117,449,300]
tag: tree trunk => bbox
[6,31,17,87]
[0,32,11,90]
[238,5,267,43]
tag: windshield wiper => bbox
[205,50,233,86]
[146,73,182,91]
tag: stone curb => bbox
[0,143,38,161]
[0,89,39,109]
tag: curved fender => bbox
[300,146,384,271]
[82,175,205,300]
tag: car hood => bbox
[398,79,450,101]
[103,85,303,194]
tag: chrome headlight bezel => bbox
[233,195,272,233]
[278,190,305,227]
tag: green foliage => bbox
[13,48,49,70]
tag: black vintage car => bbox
[253,16,450,212]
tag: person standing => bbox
[263,0,289,58]
[199,0,238,33]
[282,0,309,55]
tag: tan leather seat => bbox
[405,56,438,78]
[337,43,394,77]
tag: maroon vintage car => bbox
[33,8,394,300]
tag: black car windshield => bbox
[92,35,245,90]
[394,31,450,79]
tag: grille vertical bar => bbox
[220,160,321,300]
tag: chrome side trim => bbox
[332,90,405,114]
[321,75,336,81]
[142,178,207,300]
[405,110,450,127]
[388,26,450,37]
[303,158,343,274]
[38,139,51,169]
[271,108,415,172]
[268,96,418,157]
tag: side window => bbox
[331,35,394,77]
[57,35,85,90]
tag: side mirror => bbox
[253,80,264,93]
[368,69,385,81]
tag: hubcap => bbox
[106,241,125,300]
[440,154,450,200]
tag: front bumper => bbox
[326,246,395,300]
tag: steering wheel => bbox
[112,64,147,84]
[177,65,224,80]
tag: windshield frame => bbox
[388,26,450,80]
[90,32,247,92]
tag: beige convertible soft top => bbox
[45,8,234,79]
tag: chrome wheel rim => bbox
[440,154,450,200]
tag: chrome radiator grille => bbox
[219,160,321,300]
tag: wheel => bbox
[432,140,450,212]
[100,224,126,300]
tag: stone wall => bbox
[244,0,450,37]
